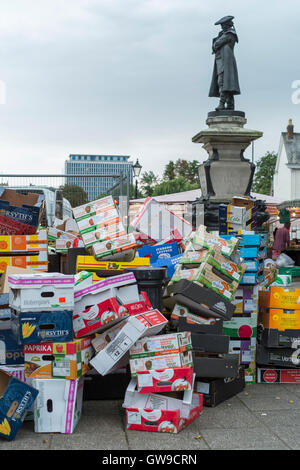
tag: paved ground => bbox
[1,382,300,451]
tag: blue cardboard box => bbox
[152,253,183,278]
[137,242,180,262]
[243,258,264,273]
[240,271,264,285]
[0,188,44,229]
[15,309,74,345]
[239,246,267,259]
[0,369,38,440]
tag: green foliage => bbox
[60,184,88,207]
[252,151,278,195]
[140,171,159,197]
[164,159,199,185]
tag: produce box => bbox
[193,353,240,378]
[171,303,218,327]
[8,273,75,312]
[193,262,239,301]
[92,233,137,260]
[258,327,300,348]
[24,337,94,380]
[0,369,39,440]
[229,338,256,365]
[129,332,192,358]
[137,242,180,261]
[75,255,150,277]
[271,275,292,287]
[0,250,48,273]
[129,350,193,377]
[223,315,258,338]
[278,266,300,278]
[257,367,300,384]
[81,223,126,249]
[258,307,300,331]
[28,376,84,434]
[256,343,300,369]
[240,271,264,285]
[190,225,239,258]
[77,208,120,235]
[0,231,48,252]
[0,188,44,234]
[259,286,300,310]
[232,286,259,315]
[191,332,229,354]
[177,315,224,336]
[135,367,194,394]
[73,195,116,222]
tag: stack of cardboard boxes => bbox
[164,225,246,406]
[7,272,94,434]
[257,286,300,383]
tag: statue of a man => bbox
[209,15,241,111]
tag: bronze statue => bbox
[209,15,241,111]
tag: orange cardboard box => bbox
[258,307,300,331]
[259,286,300,310]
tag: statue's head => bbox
[215,15,234,31]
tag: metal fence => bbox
[0,173,131,229]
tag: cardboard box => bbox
[74,271,93,291]
[0,188,44,233]
[83,368,131,400]
[15,309,74,345]
[193,353,240,378]
[171,303,218,328]
[177,316,224,336]
[258,307,300,331]
[123,376,198,421]
[258,327,300,348]
[137,242,180,262]
[130,351,193,377]
[219,204,251,225]
[0,231,48,252]
[129,331,192,358]
[90,310,168,376]
[191,332,230,354]
[0,250,48,273]
[135,367,194,394]
[167,279,235,320]
[257,367,300,384]
[0,215,38,235]
[77,208,120,235]
[130,197,193,242]
[28,376,84,434]
[256,343,300,368]
[24,337,94,379]
[48,227,77,245]
[0,369,39,440]
[239,246,267,259]
[192,262,239,302]
[232,286,259,315]
[243,259,264,273]
[92,233,137,260]
[0,365,34,421]
[73,292,152,338]
[75,255,150,277]
[0,325,24,366]
[73,195,116,222]
[74,272,140,320]
[191,225,239,258]
[8,273,75,312]
[240,271,264,285]
[271,275,292,287]
[152,254,183,278]
[81,223,126,249]
[195,366,245,407]
[223,315,258,338]
[55,237,84,254]
[179,247,207,265]
[229,338,256,364]
[259,286,300,310]
[91,320,126,354]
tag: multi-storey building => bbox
[65,154,133,201]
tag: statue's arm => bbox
[214,32,236,50]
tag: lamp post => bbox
[132,158,142,199]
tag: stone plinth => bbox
[192,111,263,202]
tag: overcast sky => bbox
[0,0,299,178]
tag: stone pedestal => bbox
[192,111,263,202]
[191,111,263,230]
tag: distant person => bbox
[272,222,290,259]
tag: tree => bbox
[252,151,277,195]
[139,171,159,197]
[60,184,88,208]
[163,159,199,185]
[152,176,200,196]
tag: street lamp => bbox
[132,158,142,199]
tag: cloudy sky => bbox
[0,0,299,178]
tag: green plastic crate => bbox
[278,266,300,278]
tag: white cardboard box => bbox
[90,310,168,376]
[27,377,84,434]
[8,273,75,312]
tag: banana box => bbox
[0,369,39,440]
[77,208,120,236]
[259,286,300,310]
[8,273,75,312]
[0,230,48,252]
[24,337,94,380]
[223,315,258,338]
[75,255,150,276]
[0,250,48,273]
[258,307,300,331]
[129,331,192,358]
[15,309,74,345]
[201,247,246,283]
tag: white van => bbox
[6,186,73,227]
